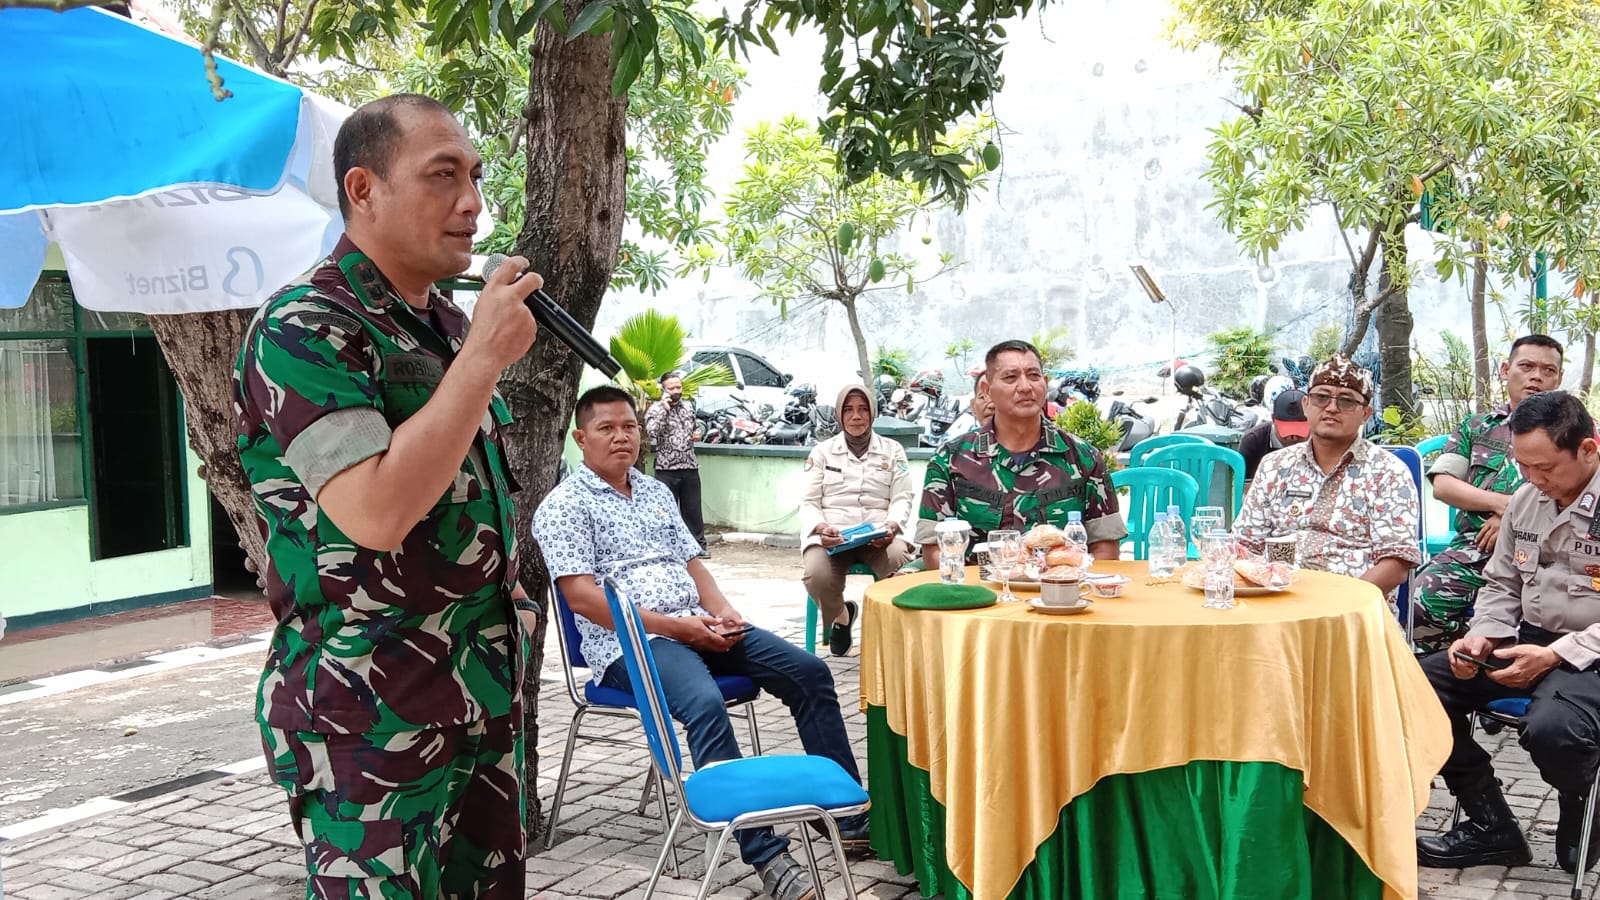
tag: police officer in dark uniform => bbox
[1418,391,1600,874]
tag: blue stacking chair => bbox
[1449,697,1600,899]
[1111,467,1198,561]
[1381,444,1427,646]
[604,578,869,899]
[545,581,764,861]
[1416,434,1458,556]
[1128,432,1214,468]
[1142,443,1248,525]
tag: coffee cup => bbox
[1039,576,1083,606]
[1266,535,1298,566]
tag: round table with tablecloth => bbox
[859,561,1451,900]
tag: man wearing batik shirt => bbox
[645,370,709,557]
[1414,335,1564,641]
[1234,354,1421,601]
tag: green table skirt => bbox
[866,706,1384,900]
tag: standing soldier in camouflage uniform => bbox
[916,340,1126,563]
[234,94,541,899]
[1415,335,1564,644]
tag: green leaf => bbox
[569,1,614,37]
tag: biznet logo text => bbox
[124,246,265,298]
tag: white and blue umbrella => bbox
[0,5,348,313]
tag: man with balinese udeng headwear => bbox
[799,383,916,656]
[1233,354,1421,603]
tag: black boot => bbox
[1417,773,1532,868]
[1556,789,1600,874]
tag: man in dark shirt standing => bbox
[1238,388,1310,484]
[646,371,709,558]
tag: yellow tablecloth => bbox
[860,561,1451,900]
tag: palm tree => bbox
[609,309,733,401]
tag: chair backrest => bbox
[550,580,601,705]
[1414,434,1459,543]
[1416,434,1448,459]
[605,578,687,785]
[1111,467,1199,560]
[1381,444,1427,629]
[1142,443,1247,521]
[1129,432,1214,468]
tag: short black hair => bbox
[659,370,685,386]
[1509,333,1565,363]
[575,386,637,428]
[985,340,1043,372]
[1508,390,1594,454]
[333,94,453,217]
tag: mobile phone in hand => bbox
[717,623,754,638]
[1452,649,1509,671]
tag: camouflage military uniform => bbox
[915,418,1127,549]
[234,236,526,899]
[1415,404,1522,638]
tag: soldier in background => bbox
[916,339,1125,563]
[1414,334,1564,644]
[234,94,538,898]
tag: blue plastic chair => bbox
[805,561,879,653]
[604,578,869,900]
[1381,444,1427,645]
[1141,444,1248,523]
[1415,434,1458,556]
[1128,432,1214,468]
[1447,697,1600,899]
[545,582,764,859]
[1111,467,1199,560]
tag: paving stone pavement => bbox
[2,605,1599,898]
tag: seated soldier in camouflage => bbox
[917,339,1127,563]
[1414,335,1564,644]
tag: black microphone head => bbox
[481,253,509,282]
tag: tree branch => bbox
[1332,202,1359,271]
[226,1,280,75]
[278,0,321,74]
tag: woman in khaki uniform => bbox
[800,384,916,655]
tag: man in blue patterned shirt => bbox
[533,386,866,900]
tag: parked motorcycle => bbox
[699,395,770,444]
[764,383,836,445]
[1171,364,1259,432]
[1104,395,1160,452]
[918,393,967,448]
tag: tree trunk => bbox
[147,310,267,585]
[1374,224,1415,419]
[1470,244,1490,414]
[1583,328,1596,395]
[841,295,871,384]
[505,2,628,846]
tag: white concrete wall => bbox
[598,0,1555,403]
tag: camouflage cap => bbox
[1310,354,1373,402]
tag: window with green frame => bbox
[0,274,190,559]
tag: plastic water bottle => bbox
[1063,511,1089,560]
[1148,512,1174,577]
[1165,505,1188,565]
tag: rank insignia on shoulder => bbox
[1584,492,1597,513]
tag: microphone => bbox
[481,253,621,378]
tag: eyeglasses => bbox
[1303,391,1366,412]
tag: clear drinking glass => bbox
[989,530,1024,603]
[935,520,972,584]
[1202,529,1236,610]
